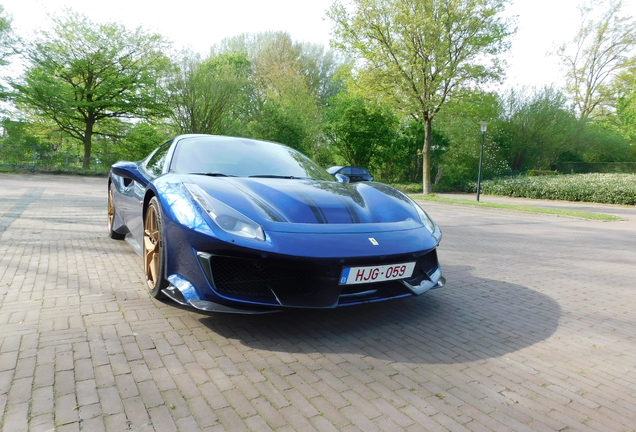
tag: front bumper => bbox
[161,208,444,312]
[191,248,444,309]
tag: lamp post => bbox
[476,121,489,202]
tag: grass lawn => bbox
[410,194,623,221]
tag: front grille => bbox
[404,249,439,285]
[200,248,440,307]
[207,256,331,300]
[415,249,439,276]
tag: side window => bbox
[144,140,172,177]
[341,167,353,175]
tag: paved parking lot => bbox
[1,173,635,432]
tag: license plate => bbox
[339,262,416,285]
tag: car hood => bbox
[181,176,424,233]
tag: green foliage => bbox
[12,10,172,168]
[217,32,345,154]
[168,51,252,135]
[92,121,171,164]
[373,120,451,185]
[245,101,309,152]
[328,0,513,116]
[488,86,633,177]
[411,194,621,220]
[120,123,171,160]
[527,170,557,176]
[323,92,398,169]
[388,183,425,194]
[328,0,515,193]
[556,161,636,173]
[219,31,345,105]
[495,87,581,171]
[573,121,633,162]
[0,6,15,61]
[4,12,635,187]
[0,118,83,169]
[0,5,18,97]
[297,42,347,105]
[613,68,636,142]
[0,118,43,150]
[432,90,509,190]
[557,0,636,119]
[472,173,636,204]
[374,121,424,184]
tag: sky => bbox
[2,0,635,90]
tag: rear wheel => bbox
[143,197,168,298]
[107,183,125,240]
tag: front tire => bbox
[143,197,168,298]
[108,183,125,240]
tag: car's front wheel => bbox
[107,183,125,240]
[143,197,168,298]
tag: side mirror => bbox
[111,161,148,186]
[334,173,350,183]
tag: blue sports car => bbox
[108,134,444,313]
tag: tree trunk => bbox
[421,118,432,195]
[82,120,94,170]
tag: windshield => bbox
[170,136,334,181]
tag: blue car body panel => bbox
[108,135,444,313]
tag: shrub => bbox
[527,170,557,176]
[467,173,636,205]
[389,183,426,194]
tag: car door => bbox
[125,140,172,248]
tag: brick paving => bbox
[1,172,635,432]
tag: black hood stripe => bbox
[296,191,327,224]
[339,196,360,224]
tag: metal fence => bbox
[0,145,109,171]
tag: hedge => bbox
[556,162,636,174]
[470,173,636,205]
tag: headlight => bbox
[414,203,437,235]
[394,188,440,238]
[184,183,265,241]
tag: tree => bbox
[496,87,581,171]
[0,118,42,150]
[219,31,345,105]
[0,6,18,97]
[574,122,632,163]
[13,11,171,168]
[557,0,636,120]
[614,69,636,143]
[168,50,251,135]
[434,89,507,189]
[0,5,14,60]
[89,120,172,165]
[323,92,397,168]
[218,32,346,155]
[246,32,323,153]
[328,0,514,194]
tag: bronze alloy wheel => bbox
[107,184,125,240]
[143,198,167,298]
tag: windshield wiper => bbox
[189,172,235,177]
[249,174,305,179]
